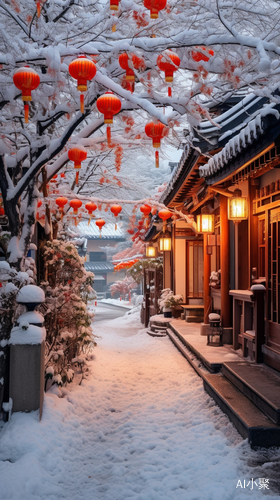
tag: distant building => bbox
[77,221,126,296]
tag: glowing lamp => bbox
[144,0,167,18]
[159,232,171,252]
[68,146,87,185]
[146,245,156,257]
[96,92,121,143]
[228,189,248,222]
[157,50,180,97]
[95,218,106,238]
[196,214,214,233]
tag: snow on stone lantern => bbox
[16,284,45,311]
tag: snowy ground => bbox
[1,306,280,500]
[99,298,133,309]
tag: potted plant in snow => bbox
[158,289,183,318]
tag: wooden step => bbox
[147,329,166,337]
[203,373,280,448]
[222,361,280,424]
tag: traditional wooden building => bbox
[149,92,280,371]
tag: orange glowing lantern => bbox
[144,0,167,18]
[145,121,168,168]
[85,201,97,225]
[96,92,121,143]
[13,66,40,123]
[95,218,106,237]
[69,56,96,113]
[50,174,58,183]
[191,47,214,62]
[157,50,180,97]
[68,146,87,185]
[158,208,172,232]
[70,199,82,226]
[55,196,68,218]
[110,0,119,10]
[110,204,122,229]
[140,204,151,227]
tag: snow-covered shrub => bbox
[38,240,97,387]
[158,289,183,310]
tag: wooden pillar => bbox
[249,181,258,286]
[203,234,211,324]
[220,195,231,327]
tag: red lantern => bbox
[110,0,119,10]
[0,207,5,216]
[85,201,97,225]
[119,54,145,92]
[192,47,214,62]
[13,66,40,123]
[95,218,106,237]
[68,146,87,185]
[37,200,42,208]
[157,50,180,97]
[145,121,168,168]
[50,174,58,183]
[140,204,151,217]
[96,92,122,143]
[158,208,172,232]
[144,0,166,18]
[69,199,82,214]
[69,56,96,113]
[111,204,122,230]
[35,0,41,17]
[56,196,68,218]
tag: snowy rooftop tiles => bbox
[77,221,126,240]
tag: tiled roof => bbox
[85,262,114,272]
[78,221,126,240]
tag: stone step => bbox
[186,315,204,323]
[222,361,280,425]
[166,329,206,377]
[147,329,166,337]
[203,373,280,448]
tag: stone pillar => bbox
[9,322,45,420]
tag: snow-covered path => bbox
[1,307,280,500]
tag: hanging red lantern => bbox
[144,0,166,18]
[110,204,122,230]
[95,218,106,238]
[69,199,82,226]
[157,50,180,97]
[68,146,87,185]
[55,196,68,218]
[50,174,58,183]
[0,207,5,216]
[69,56,96,113]
[13,66,40,123]
[35,0,41,17]
[140,204,151,217]
[191,47,214,62]
[37,200,42,208]
[145,121,168,168]
[110,0,119,10]
[85,201,97,225]
[96,92,121,143]
[158,208,172,232]
[119,54,145,92]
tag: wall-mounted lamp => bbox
[159,232,172,252]
[228,189,248,222]
[146,244,156,257]
[196,214,214,234]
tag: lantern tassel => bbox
[107,125,111,144]
[75,170,79,185]
[88,215,92,226]
[80,94,84,113]
[36,1,41,17]
[24,103,29,124]
[99,230,102,238]
[168,86,172,97]
[155,150,159,168]
[115,222,117,230]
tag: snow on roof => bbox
[199,104,280,178]
[85,262,114,272]
[77,221,125,240]
[159,144,192,204]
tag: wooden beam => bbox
[220,195,231,327]
[203,233,211,324]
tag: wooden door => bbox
[186,240,203,302]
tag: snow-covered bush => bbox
[158,289,183,310]
[38,240,97,387]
